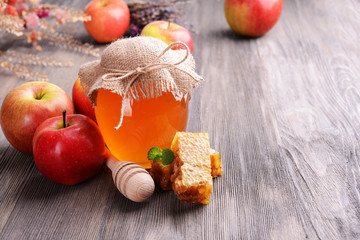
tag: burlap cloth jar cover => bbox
[78,36,204,130]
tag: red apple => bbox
[72,78,97,123]
[224,0,283,37]
[140,20,194,53]
[33,113,107,185]
[6,0,18,5]
[84,0,130,43]
[4,5,19,16]
[0,81,74,155]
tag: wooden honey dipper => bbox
[106,155,155,202]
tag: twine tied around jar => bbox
[105,41,201,130]
[78,36,204,130]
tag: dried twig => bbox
[40,4,92,23]
[0,15,24,36]
[0,61,48,81]
[0,50,73,67]
[0,0,7,8]
[40,31,100,57]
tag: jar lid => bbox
[78,36,203,130]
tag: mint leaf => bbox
[153,155,161,163]
[148,147,175,165]
[162,148,175,165]
[147,147,162,160]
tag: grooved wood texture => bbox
[1,0,360,239]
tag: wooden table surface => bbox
[1,0,360,239]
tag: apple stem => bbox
[63,110,66,128]
[168,18,173,29]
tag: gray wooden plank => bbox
[0,0,359,239]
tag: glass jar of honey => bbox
[95,89,190,169]
[78,37,203,169]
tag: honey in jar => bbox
[78,37,203,169]
[95,89,190,169]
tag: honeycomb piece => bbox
[170,132,212,204]
[150,148,221,190]
[210,149,222,178]
[150,161,173,190]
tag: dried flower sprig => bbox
[0,49,74,81]
[127,0,187,36]
[40,30,99,57]
[0,14,23,36]
[0,50,73,67]
[39,4,91,25]
[0,61,48,81]
[0,0,94,49]
[0,0,98,81]
[1,29,100,55]
[0,0,6,8]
